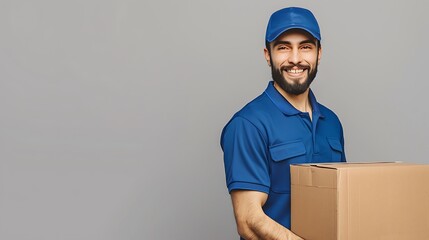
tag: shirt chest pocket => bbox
[269,141,307,193]
[327,137,343,162]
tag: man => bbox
[220,7,346,240]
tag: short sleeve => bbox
[220,116,270,193]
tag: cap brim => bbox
[267,26,320,42]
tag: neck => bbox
[273,82,312,114]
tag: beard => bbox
[271,61,318,95]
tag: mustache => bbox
[280,64,309,71]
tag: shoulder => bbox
[221,93,277,146]
[225,93,279,130]
[235,93,278,122]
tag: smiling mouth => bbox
[286,69,304,74]
[282,65,309,75]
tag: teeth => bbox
[287,69,304,73]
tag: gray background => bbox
[0,0,428,239]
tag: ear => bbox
[317,46,322,63]
[264,48,271,67]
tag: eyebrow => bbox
[272,39,317,47]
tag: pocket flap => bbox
[269,141,306,162]
[327,138,343,152]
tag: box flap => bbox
[291,164,337,188]
[292,161,407,170]
[291,162,414,189]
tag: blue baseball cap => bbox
[265,7,321,42]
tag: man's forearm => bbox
[246,208,299,240]
[231,191,303,240]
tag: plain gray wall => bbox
[1,0,428,239]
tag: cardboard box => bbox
[291,162,429,240]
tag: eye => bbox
[301,45,312,50]
[276,45,289,51]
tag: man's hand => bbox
[231,190,304,240]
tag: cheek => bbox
[304,55,318,66]
[271,55,288,66]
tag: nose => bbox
[288,48,302,65]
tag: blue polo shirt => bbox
[221,81,345,230]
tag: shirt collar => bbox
[264,81,324,118]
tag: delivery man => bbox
[221,7,346,240]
